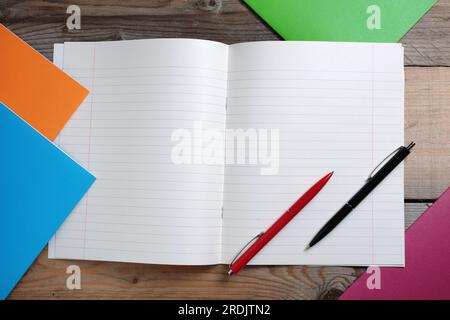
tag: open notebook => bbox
[49,40,404,266]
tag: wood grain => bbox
[7,204,426,300]
[405,203,432,229]
[405,68,450,199]
[402,0,450,66]
[0,0,449,66]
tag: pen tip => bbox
[304,244,311,251]
[323,171,334,180]
[228,270,233,276]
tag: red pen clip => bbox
[228,232,264,275]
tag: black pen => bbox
[306,142,415,249]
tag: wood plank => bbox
[0,0,449,66]
[405,203,431,229]
[8,204,428,300]
[402,0,450,66]
[405,68,450,199]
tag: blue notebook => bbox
[0,102,95,299]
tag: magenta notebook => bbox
[340,188,450,300]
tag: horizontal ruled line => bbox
[228,78,402,83]
[87,203,220,211]
[75,74,226,81]
[69,220,222,228]
[229,86,400,92]
[54,245,220,255]
[228,68,401,74]
[66,65,227,73]
[88,195,223,202]
[227,95,401,100]
[56,237,221,246]
[91,91,226,99]
[76,212,219,219]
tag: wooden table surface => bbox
[2,0,449,300]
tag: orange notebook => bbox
[0,24,88,140]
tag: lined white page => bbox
[222,42,404,266]
[49,39,228,265]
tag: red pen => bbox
[228,171,334,275]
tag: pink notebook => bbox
[340,188,450,300]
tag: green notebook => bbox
[244,0,437,42]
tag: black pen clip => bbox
[366,142,415,181]
[229,231,264,270]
